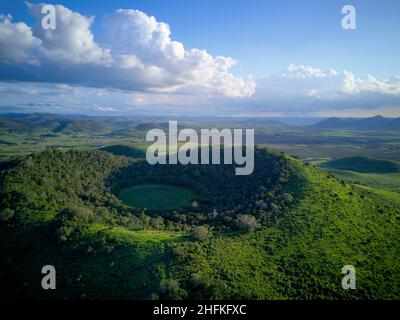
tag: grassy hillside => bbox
[323,169,400,193]
[1,150,399,300]
[318,157,400,192]
[166,162,400,299]
[1,223,183,299]
[320,156,400,173]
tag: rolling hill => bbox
[320,156,400,173]
[0,148,399,299]
[0,113,82,133]
[319,156,400,192]
[311,115,400,131]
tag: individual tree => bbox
[236,214,260,232]
[150,216,164,229]
[283,193,294,204]
[192,225,210,241]
[0,208,15,222]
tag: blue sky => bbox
[0,0,399,117]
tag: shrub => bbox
[191,201,199,208]
[150,216,164,230]
[55,226,73,242]
[159,279,187,299]
[54,206,94,242]
[236,214,260,232]
[192,225,210,241]
[190,273,208,288]
[0,208,15,222]
[283,193,294,204]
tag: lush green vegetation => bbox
[109,147,292,229]
[2,114,400,162]
[102,145,146,159]
[1,223,184,299]
[320,156,400,173]
[322,169,400,193]
[0,146,292,230]
[1,114,400,300]
[316,157,400,192]
[1,147,399,300]
[165,164,400,299]
[119,184,198,210]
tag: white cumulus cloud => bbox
[280,64,337,79]
[226,64,400,115]
[0,14,41,64]
[101,9,255,97]
[342,71,400,95]
[0,3,254,98]
[26,2,112,65]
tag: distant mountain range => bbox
[0,113,120,134]
[0,113,287,134]
[1,113,399,133]
[311,115,400,131]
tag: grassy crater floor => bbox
[118,183,198,210]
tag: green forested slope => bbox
[1,150,399,299]
[166,163,400,299]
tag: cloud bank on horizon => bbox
[0,2,399,117]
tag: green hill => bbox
[167,164,400,299]
[321,169,400,193]
[1,149,399,299]
[320,156,400,173]
[311,115,400,131]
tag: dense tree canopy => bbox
[0,147,294,231]
[1,147,399,300]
